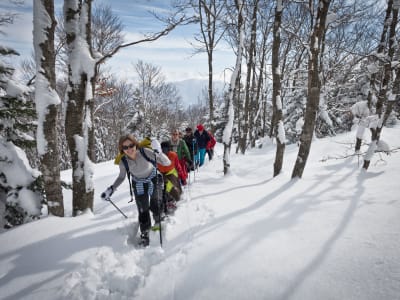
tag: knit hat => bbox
[197,124,204,131]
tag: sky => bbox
[0,0,235,83]
[0,125,399,300]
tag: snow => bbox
[1,126,400,300]
[0,139,40,188]
[295,117,304,133]
[277,120,286,143]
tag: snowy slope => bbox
[0,126,399,300]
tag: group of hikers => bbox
[101,124,216,246]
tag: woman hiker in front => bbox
[101,134,170,246]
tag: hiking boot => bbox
[139,231,149,247]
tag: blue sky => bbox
[1,0,234,83]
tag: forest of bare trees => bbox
[1,0,399,227]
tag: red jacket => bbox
[206,131,216,150]
[157,151,184,179]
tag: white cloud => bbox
[0,0,235,82]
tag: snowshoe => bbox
[166,201,177,214]
[151,222,161,232]
[138,231,149,247]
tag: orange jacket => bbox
[157,151,183,179]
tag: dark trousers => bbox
[207,148,214,160]
[133,173,164,233]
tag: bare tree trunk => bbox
[208,52,214,130]
[272,0,285,177]
[357,0,394,152]
[363,1,398,170]
[223,0,244,175]
[197,0,225,132]
[64,0,95,215]
[238,0,259,154]
[253,29,268,139]
[292,0,331,179]
[33,0,64,216]
[248,49,260,148]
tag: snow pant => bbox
[198,148,207,166]
[133,173,164,233]
[207,148,214,160]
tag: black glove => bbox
[101,186,113,200]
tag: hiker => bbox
[101,134,170,246]
[183,127,198,170]
[158,141,183,212]
[206,130,216,160]
[170,129,192,185]
[194,124,211,167]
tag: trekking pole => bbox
[106,197,128,219]
[188,162,191,185]
[154,155,163,247]
[192,139,196,182]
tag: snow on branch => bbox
[320,146,400,162]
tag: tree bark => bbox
[363,1,398,170]
[198,0,224,132]
[292,0,331,179]
[64,0,95,215]
[238,0,259,154]
[33,0,64,216]
[223,0,244,175]
[272,0,285,177]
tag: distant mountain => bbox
[173,79,226,107]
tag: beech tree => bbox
[292,0,331,179]
[194,0,226,131]
[237,0,260,154]
[33,0,64,216]
[272,0,285,177]
[362,0,399,170]
[64,0,96,215]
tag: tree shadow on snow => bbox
[0,210,135,300]
[167,157,375,299]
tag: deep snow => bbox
[0,126,399,300]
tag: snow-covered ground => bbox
[1,126,399,300]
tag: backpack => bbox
[121,147,158,202]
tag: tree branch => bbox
[320,147,400,162]
[96,16,189,66]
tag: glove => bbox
[101,186,113,200]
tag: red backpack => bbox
[207,131,216,149]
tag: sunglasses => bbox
[122,144,135,150]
